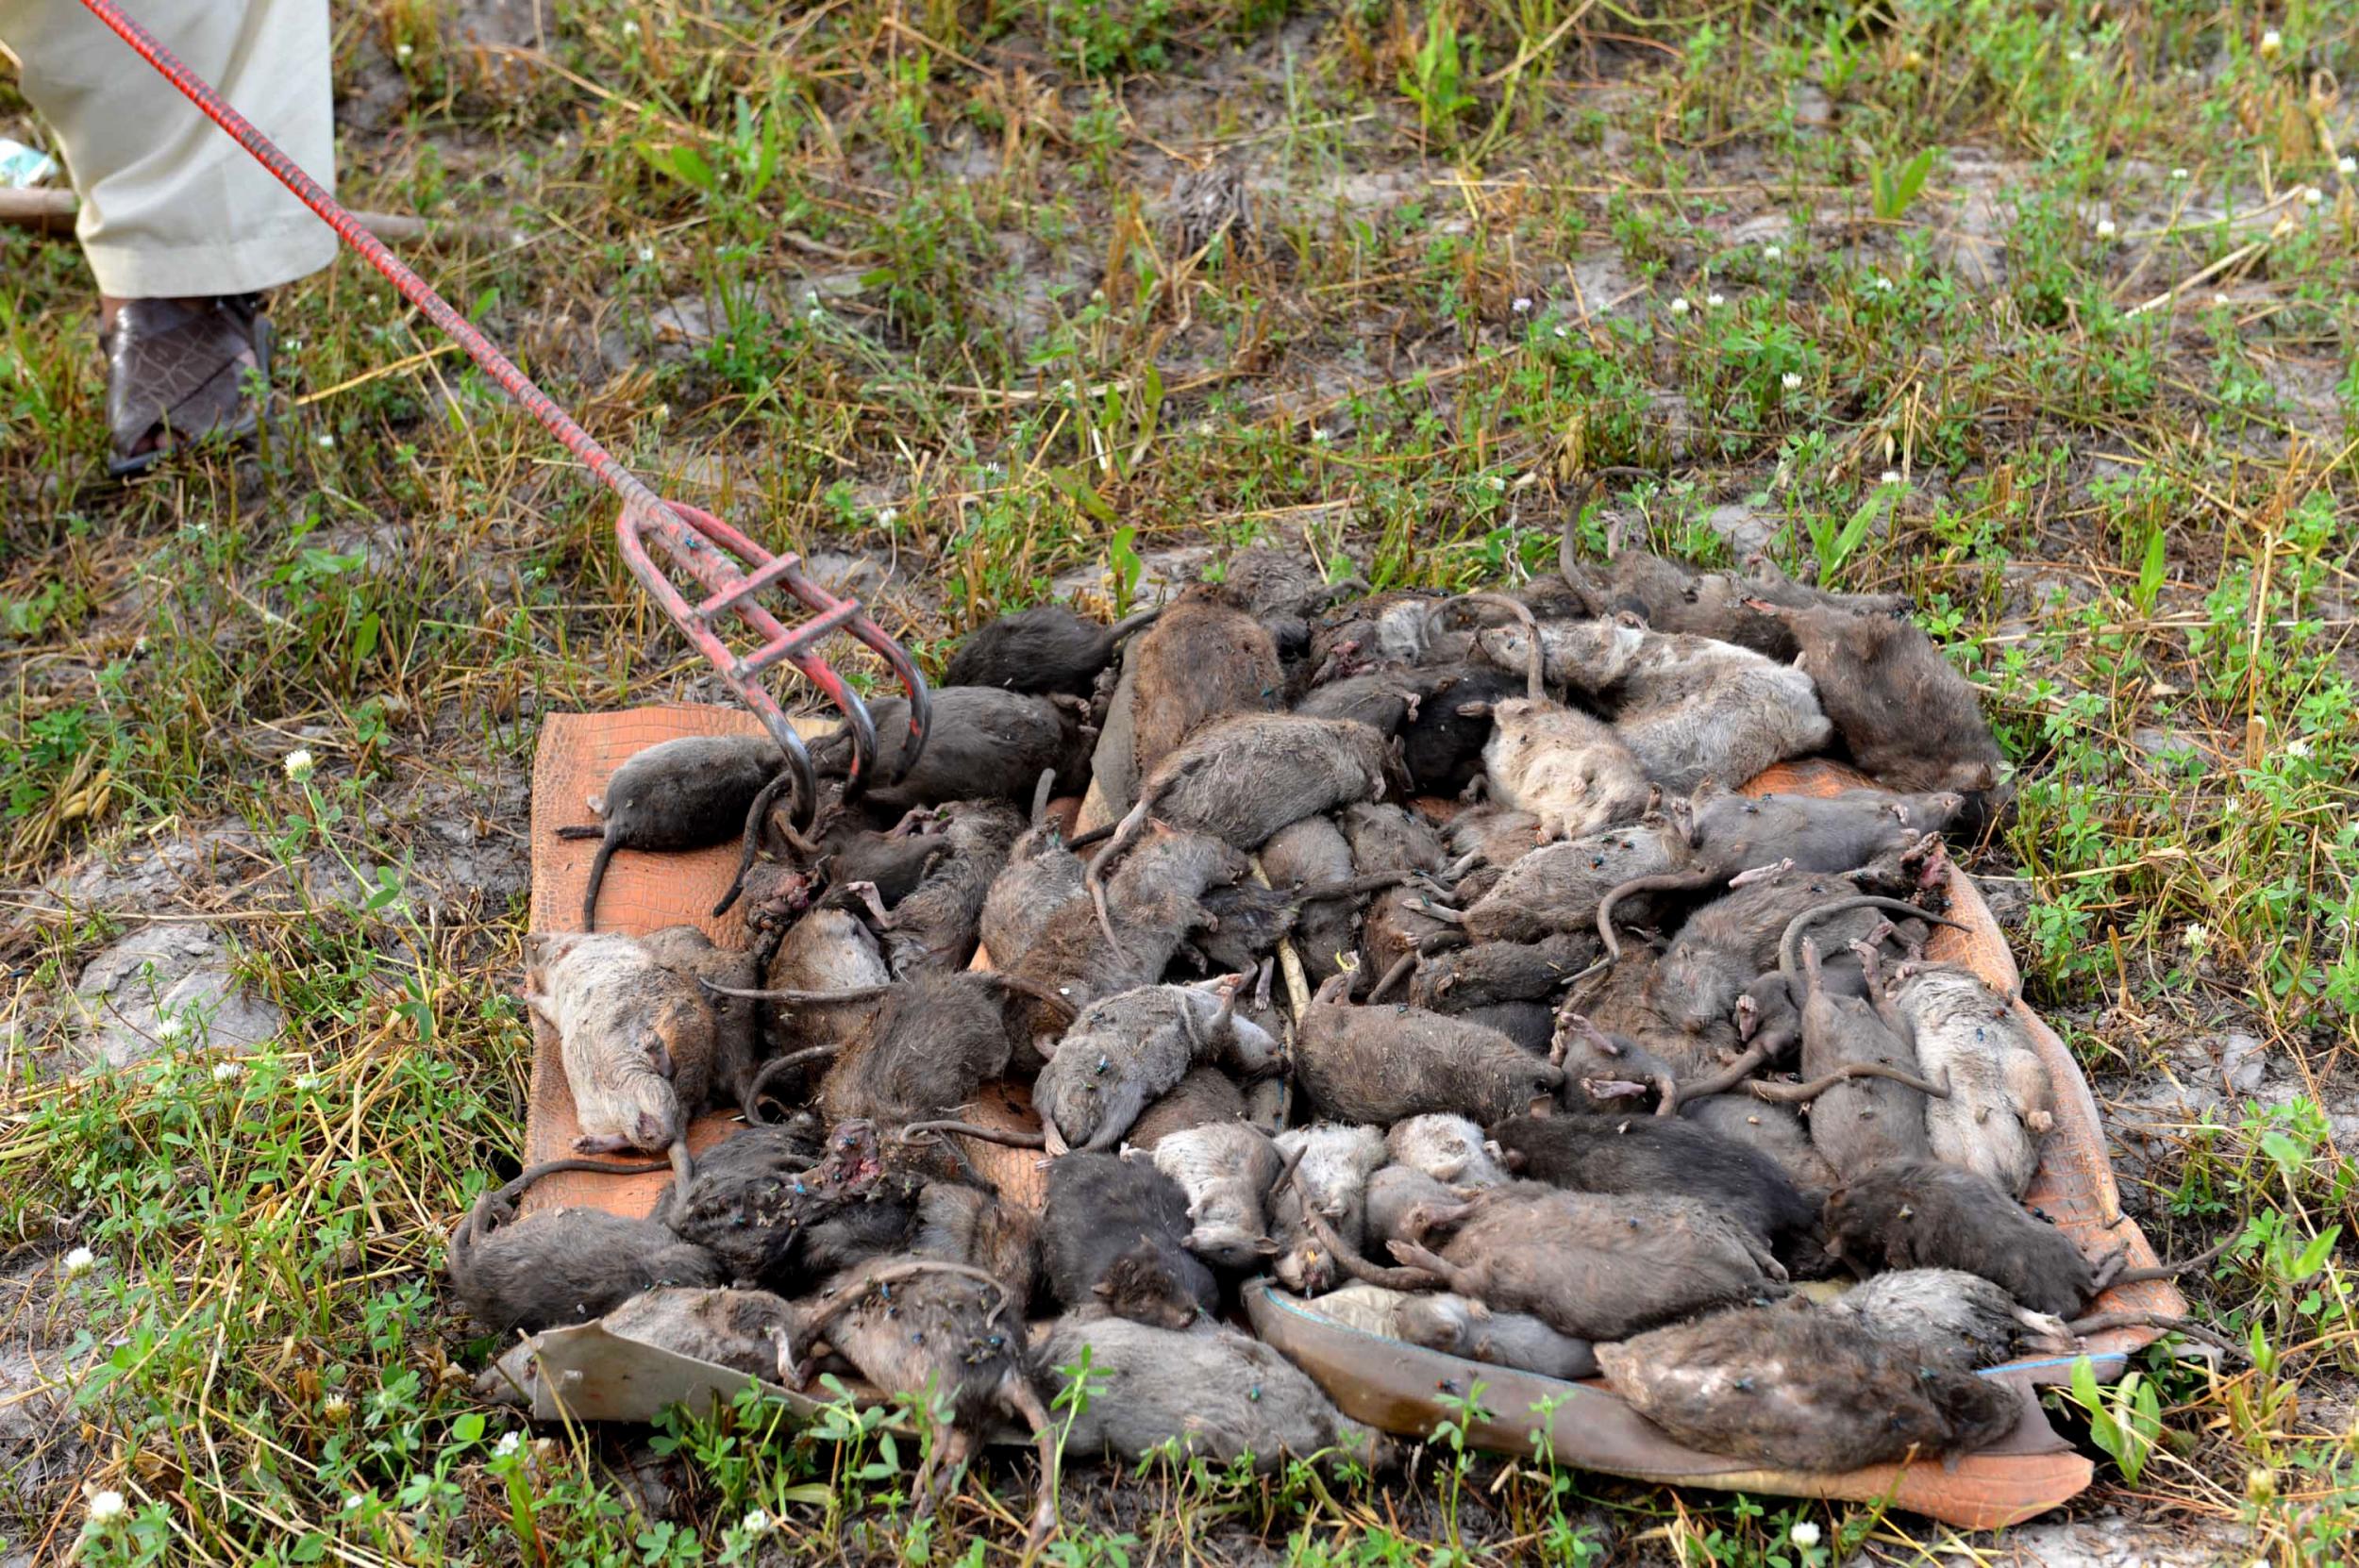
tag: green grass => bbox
[4,0,2357,1561]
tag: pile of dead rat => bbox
[456,543,2200,1542]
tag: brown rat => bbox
[446,1159,721,1335]
[1481,696,1653,843]
[1441,821,1684,946]
[1823,1268,2074,1371]
[1034,979,1276,1153]
[786,1258,1058,1550]
[525,932,712,1197]
[943,602,1161,697]
[1558,540,1909,660]
[911,1180,1041,1308]
[1150,1121,1284,1268]
[557,733,782,931]
[1040,1316,1389,1474]
[1124,1064,1249,1150]
[1258,813,1361,982]
[1339,801,1449,877]
[597,1287,796,1381]
[1296,974,1564,1126]
[1040,1151,1219,1328]
[1397,934,1602,1011]
[1125,592,1285,780]
[978,776,1087,970]
[1487,1111,1818,1254]
[638,925,761,1118]
[1386,1182,1786,1341]
[1596,1301,2021,1471]
[1755,600,2005,801]
[1821,1159,2097,1317]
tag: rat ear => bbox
[1252,1235,1281,1257]
[1091,1280,1114,1299]
[1454,700,1494,719]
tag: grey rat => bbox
[1820,1159,2096,1317]
[1269,1122,1392,1293]
[816,686,1093,814]
[1034,978,1276,1154]
[524,931,711,1197]
[557,732,781,931]
[1296,973,1564,1126]
[1124,1064,1249,1150]
[943,601,1161,697]
[1790,940,1944,1179]
[597,1286,797,1381]
[1386,1114,1514,1190]
[1258,813,1361,983]
[1880,960,2054,1197]
[978,773,1087,969]
[1488,1110,1818,1253]
[1151,1121,1285,1268]
[879,797,1024,976]
[446,1158,720,1335]
[1823,1268,2074,1372]
[1753,599,2006,801]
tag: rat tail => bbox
[713,767,798,917]
[1780,895,1967,980]
[579,835,619,931]
[555,824,604,840]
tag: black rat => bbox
[557,733,782,931]
[1821,1159,2100,1316]
[878,798,1024,976]
[943,601,1161,697]
[651,1119,922,1295]
[1040,1151,1220,1329]
[815,687,1093,814]
[1398,664,1523,796]
[1597,1301,2021,1471]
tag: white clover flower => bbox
[1762,243,1782,260]
[1706,292,1726,308]
[1552,324,1568,339]
[395,42,414,60]
[2302,186,2324,208]
[212,1060,245,1084]
[1782,373,1803,392]
[2170,167,2190,180]
[1512,296,1531,313]
[87,1492,125,1526]
[1310,426,1330,442]
[2341,156,2357,176]
[2183,924,2210,953]
[285,748,316,781]
[876,508,898,527]
[1872,275,1895,292]
[316,435,335,449]
[1485,475,1506,492]
[2095,218,2116,239]
[2286,737,2312,759]
[494,1432,521,1458]
[156,1015,188,1044]
[1669,297,1690,316]
[636,245,654,263]
[2259,29,2282,59]
[1880,470,1903,485]
[343,1493,367,1512]
[2214,292,2233,306]
[741,1510,774,1537]
[1790,1520,1823,1548]
[621,18,640,37]
[63,1246,96,1278]
[2066,48,2085,63]
[321,1393,351,1421]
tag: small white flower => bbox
[1512,296,1531,313]
[285,748,316,781]
[1706,292,1726,308]
[1880,470,1903,485]
[321,1393,351,1421]
[1872,275,1895,292]
[2341,156,2357,176]
[1551,324,1568,339]
[1310,426,1331,442]
[395,42,414,60]
[2066,48,2085,63]
[494,1432,521,1458]
[1486,475,1506,492]
[2095,218,2116,239]
[806,306,825,323]
[316,435,335,449]
[343,1493,367,1512]
[2259,29,2282,59]
[212,1060,245,1084]
[2170,167,2190,180]
[876,508,898,527]
[2183,924,2210,953]
[63,1246,96,1278]
[2214,292,2233,306]
[2302,186,2323,208]
[156,1015,188,1043]
[133,634,149,657]
[1790,1520,1823,1548]
[636,245,654,263]
[1669,297,1690,316]
[621,18,640,37]
[1782,373,1803,392]
[294,1073,325,1091]
[87,1491,125,1525]
[2286,737,2312,759]
[1762,244,1782,260]
[741,1510,774,1537]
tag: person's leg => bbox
[0,0,335,469]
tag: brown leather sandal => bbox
[101,294,273,476]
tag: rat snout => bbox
[632,1109,669,1149]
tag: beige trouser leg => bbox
[0,0,335,298]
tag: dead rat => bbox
[1387,1114,1514,1190]
[1297,670,1418,734]
[1446,804,1546,880]
[1482,696,1654,843]
[878,798,1024,976]
[1362,1163,1462,1254]
[1754,601,2005,800]
[597,1286,796,1382]
[1040,1151,1220,1328]
[1308,587,1457,683]
[1270,1121,1392,1293]
[1455,1000,1558,1055]
[1881,961,2054,1197]
[1034,978,1275,1153]
[1821,1159,2096,1317]
[446,1160,721,1335]
[1559,542,1909,661]
[785,1258,1058,1550]
[1397,1293,1601,1381]
[524,932,711,1196]
[1394,934,1601,1013]
[1041,1315,1388,1473]
[1487,1111,1817,1253]
[816,686,1092,815]
[1791,940,1943,1179]
[1086,712,1391,938]
[943,602,1162,697]
[1387,1182,1786,1341]
[558,733,782,931]
[1125,1065,1249,1150]
[756,905,891,1076]
[1436,821,1684,946]
[1824,1268,2074,1372]
[1596,1301,2021,1471]
[1550,1007,1688,1116]
[638,925,761,1118]
[651,1119,922,1295]
[1339,801,1449,876]
[1297,974,1564,1126]
[1259,813,1361,982]
[1125,592,1285,781]
[1399,665,1523,796]
[978,774,1087,969]
[1678,1095,1838,1198]
[911,1180,1041,1308]
[1151,1122,1284,1267]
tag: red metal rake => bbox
[80,0,929,822]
